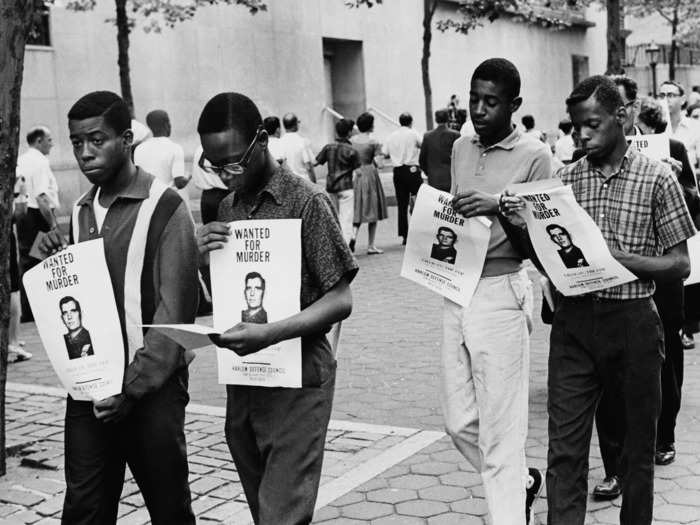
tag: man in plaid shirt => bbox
[542,76,696,524]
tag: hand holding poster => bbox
[510,181,636,296]
[22,238,125,401]
[400,185,491,307]
[627,134,670,162]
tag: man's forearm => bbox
[37,195,56,228]
[616,251,690,282]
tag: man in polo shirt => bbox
[196,92,358,524]
[40,91,198,525]
[544,76,695,524]
[445,58,552,525]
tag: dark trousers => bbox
[595,282,684,477]
[17,208,50,322]
[547,296,663,525]
[62,372,194,525]
[392,165,423,238]
[225,365,335,525]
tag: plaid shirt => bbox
[316,138,359,193]
[558,146,696,300]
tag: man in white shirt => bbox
[660,80,700,171]
[263,116,285,164]
[554,118,575,164]
[16,125,59,321]
[277,113,316,182]
[134,110,189,189]
[383,112,422,244]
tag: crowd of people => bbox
[7,54,700,525]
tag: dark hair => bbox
[26,126,48,145]
[521,115,535,130]
[638,97,667,134]
[356,112,374,132]
[263,116,281,135]
[399,112,413,126]
[687,102,700,117]
[245,271,266,290]
[472,58,521,100]
[558,119,573,134]
[456,108,467,126]
[67,91,131,135]
[434,109,449,124]
[546,224,570,237]
[565,75,623,115]
[609,74,638,102]
[145,109,169,135]
[282,113,299,130]
[59,296,81,314]
[660,80,685,96]
[197,92,262,143]
[437,226,456,238]
[335,118,354,138]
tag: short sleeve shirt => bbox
[217,167,359,386]
[316,139,359,193]
[17,148,59,209]
[558,147,696,299]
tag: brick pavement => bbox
[5,206,700,523]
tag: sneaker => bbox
[367,246,383,255]
[592,476,622,500]
[682,332,695,350]
[8,345,32,362]
[655,443,676,465]
[525,468,543,524]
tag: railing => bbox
[322,106,344,120]
[367,105,400,127]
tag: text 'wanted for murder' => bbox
[521,193,561,220]
[233,226,272,263]
[43,251,80,291]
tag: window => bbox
[27,2,51,47]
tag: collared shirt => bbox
[217,167,358,386]
[451,127,552,277]
[382,126,422,167]
[134,136,185,187]
[278,131,315,179]
[554,134,575,163]
[73,168,199,399]
[558,147,696,300]
[268,136,285,163]
[316,138,359,193]
[191,145,228,191]
[670,116,700,169]
[17,147,59,209]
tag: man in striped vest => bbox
[41,91,198,524]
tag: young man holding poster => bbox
[41,91,198,524]
[196,92,358,524]
[544,76,695,524]
[444,58,552,525]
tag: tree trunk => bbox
[0,0,36,477]
[669,8,678,81]
[421,0,438,131]
[606,0,623,74]
[115,0,134,116]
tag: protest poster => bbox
[510,180,637,296]
[627,134,670,162]
[22,238,125,401]
[685,233,700,286]
[400,185,491,307]
[148,219,303,388]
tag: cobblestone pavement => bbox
[6,207,700,523]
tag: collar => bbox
[582,143,636,179]
[335,137,352,144]
[234,166,287,207]
[471,125,521,151]
[77,167,151,206]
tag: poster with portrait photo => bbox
[509,180,636,296]
[22,238,125,401]
[400,185,491,307]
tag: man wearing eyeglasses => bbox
[196,92,358,524]
[659,80,700,172]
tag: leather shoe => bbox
[592,476,622,500]
[656,443,676,465]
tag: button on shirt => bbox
[17,148,59,209]
[217,167,359,386]
[382,126,422,167]
[558,147,696,300]
[134,137,185,187]
[451,127,552,277]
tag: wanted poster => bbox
[627,134,670,162]
[510,181,636,296]
[22,238,125,401]
[400,185,491,307]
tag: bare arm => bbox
[611,241,690,282]
[36,194,57,229]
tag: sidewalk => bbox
[4,209,700,524]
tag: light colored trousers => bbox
[440,269,533,525]
[330,189,354,244]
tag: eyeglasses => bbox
[198,127,264,178]
[657,92,681,99]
